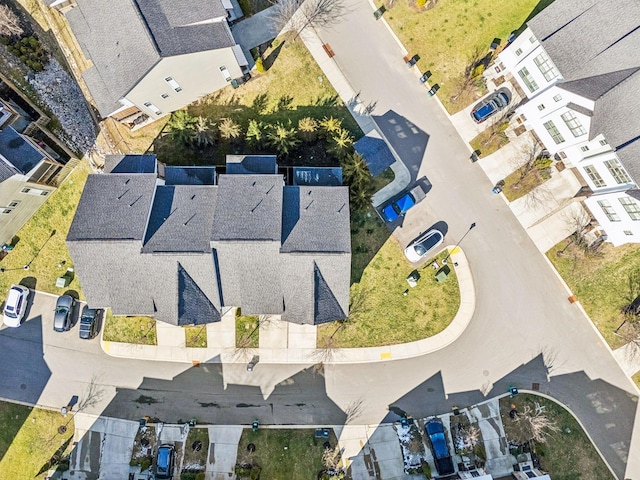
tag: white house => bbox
[48,0,250,128]
[494,0,640,246]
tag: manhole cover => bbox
[427,387,434,392]
[58,425,67,434]
[192,440,202,451]
[20,384,26,390]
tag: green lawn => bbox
[376,0,555,113]
[185,325,207,348]
[236,314,259,348]
[183,427,209,471]
[546,242,640,349]
[469,124,510,159]
[102,310,157,345]
[502,164,549,201]
[0,160,91,304]
[235,428,338,480]
[319,239,459,348]
[500,394,614,480]
[0,401,74,479]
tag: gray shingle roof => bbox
[104,154,158,174]
[143,185,217,253]
[559,68,640,101]
[314,262,347,324]
[281,186,350,253]
[67,0,160,117]
[165,166,217,185]
[67,174,157,241]
[177,262,221,325]
[0,126,45,174]
[135,0,234,57]
[617,141,640,185]
[225,155,278,175]
[211,174,283,241]
[0,157,18,183]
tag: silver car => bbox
[404,229,444,263]
[53,295,76,332]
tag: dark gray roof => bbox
[0,126,45,175]
[617,141,640,186]
[104,154,157,174]
[135,0,234,57]
[292,167,343,186]
[559,68,640,101]
[314,262,347,324]
[528,0,640,81]
[281,186,350,253]
[0,157,18,182]
[566,102,592,118]
[143,185,216,253]
[68,0,160,116]
[213,242,284,314]
[211,174,283,241]
[67,174,157,241]
[225,155,278,175]
[177,262,221,325]
[165,166,217,185]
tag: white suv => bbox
[3,285,30,327]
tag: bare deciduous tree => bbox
[270,0,347,40]
[0,5,23,37]
[510,405,560,444]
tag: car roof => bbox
[6,287,22,304]
[426,419,444,433]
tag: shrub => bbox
[534,156,553,170]
[417,0,427,5]
[255,57,266,73]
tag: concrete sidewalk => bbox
[101,247,474,365]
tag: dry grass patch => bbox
[185,325,207,348]
[468,123,509,158]
[103,310,157,345]
[502,164,549,202]
[547,241,640,348]
[183,427,209,472]
[236,314,259,348]
[0,160,91,303]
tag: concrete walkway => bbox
[207,426,244,480]
[101,247,474,365]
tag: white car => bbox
[3,285,30,327]
[404,229,444,263]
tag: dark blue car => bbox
[381,185,426,222]
[471,91,510,123]
[425,418,455,476]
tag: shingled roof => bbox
[528,0,640,178]
[0,126,46,175]
[67,155,350,326]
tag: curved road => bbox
[0,1,638,479]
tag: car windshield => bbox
[4,309,17,318]
[415,234,441,256]
[55,306,68,313]
[81,315,93,323]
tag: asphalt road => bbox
[0,1,638,478]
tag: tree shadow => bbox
[513,0,557,36]
[263,40,285,70]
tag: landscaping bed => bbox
[0,160,91,302]
[0,400,74,479]
[182,427,209,474]
[129,424,157,474]
[375,0,553,113]
[318,244,459,348]
[500,394,614,480]
[468,123,510,159]
[502,162,551,202]
[185,325,207,348]
[394,422,430,475]
[235,428,340,480]
[546,241,640,349]
[236,313,259,349]
[102,311,157,345]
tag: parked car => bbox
[404,229,444,262]
[2,285,30,327]
[155,444,175,479]
[79,306,102,339]
[471,90,511,123]
[381,185,426,222]
[53,295,76,332]
[425,418,455,476]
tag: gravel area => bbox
[29,58,96,155]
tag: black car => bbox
[155,444,175,479]
[79,306,102,339]
[425,418,455,476]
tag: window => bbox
[529,35,536,43]
[543,120,565,144]
[8,201,19,207]
[580,146,590,152]
[515,48,523,56]
[533,52,559,81]
[625,230,634,236]
[20,187,48,196]
[553,94,562,102]
[21,187,30,193]
[604,159,631,184]
[219,65,232,82]
[600,139,608,146]
[538,104,545,111]
[143,102,162,115]
[164,77,182,92]
[620,197,640,220]
[561,111,587,137]
[583,165,606,187]
[518,67,539,92]
[161,93,169,99]
[558,151,567,159]
[0,208,13,214]
[598,200,620,222]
